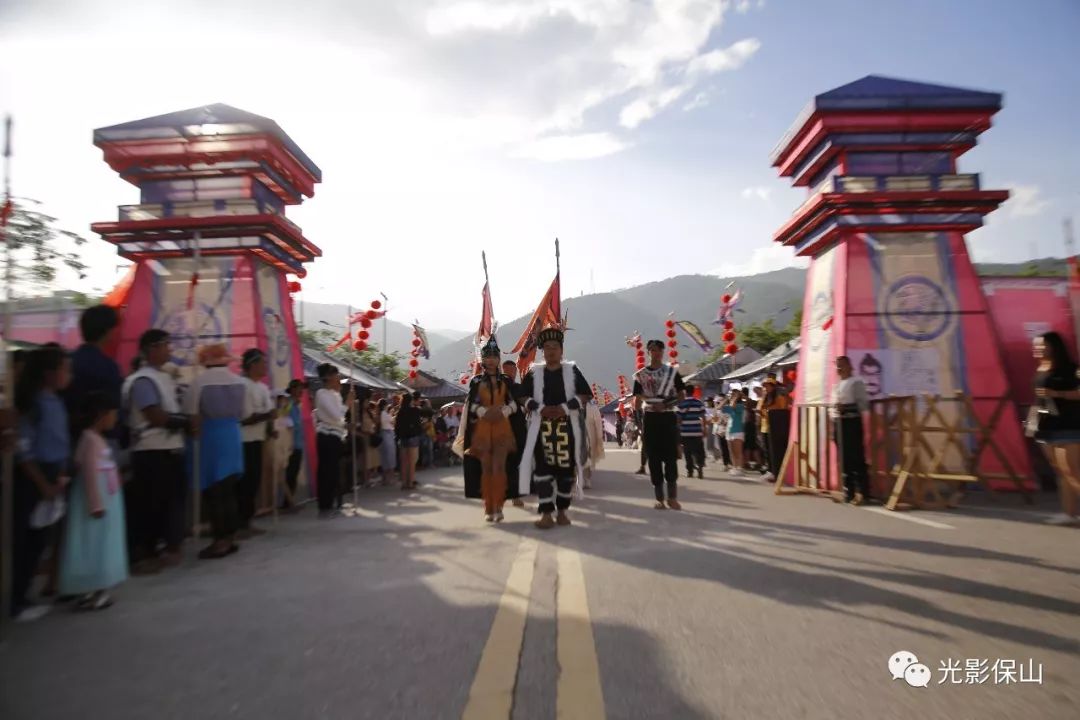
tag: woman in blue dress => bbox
[60,391,127,610]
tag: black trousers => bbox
[238,441,264,528]
[643,413,679,501]
[681,436,705,474]
[317,433,344,511]
[534,417,575,514]
[10,463,60,613]
[836,415,870,500]
[205,475,240,541]
[760,432,773,475]
[283,449,303,504]
[130,449,185,556]
[718,436,733,466]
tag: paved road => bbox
[2,448,1078,719]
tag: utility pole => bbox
[380,291,388,357]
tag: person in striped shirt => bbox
[676,391,707,479]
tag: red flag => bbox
[477,281,494,344]
[512,273,561,376]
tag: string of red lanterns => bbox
[665,318,679,366]
[720,293,739,355]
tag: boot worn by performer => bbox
[515,325,593,532]
[634,340,686,509]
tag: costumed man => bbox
[516,325,592,530]
[462,337,520,522]
[502,360,528,509]
[634,339,686,510]
[832,356,870,505]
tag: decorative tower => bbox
[91,103,321,394]
[770,76,1031,492]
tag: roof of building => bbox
[719,338,801,382]
[814,75,1001,112]
[683,347,763,383]
[400,369,468,400]
[94,103,322,181]
[301,348,400,391]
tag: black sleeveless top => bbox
[1034,364,1080,430]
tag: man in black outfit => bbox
[634,340,686,510]
[515,326,592,529]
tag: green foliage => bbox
[298,327,405,381]
[3,199,89,293]
[700,305,802,364]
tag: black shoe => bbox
[698,469,704,479]
[635,467,646,475]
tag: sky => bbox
[1,0,1078,332]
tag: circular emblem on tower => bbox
[883,275,952,341]
[161,302,225,365]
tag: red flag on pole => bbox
[477,281,493,345]
[512,273,561,377]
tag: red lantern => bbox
[636,361,646,370]
[723,320,734,330]
[366,310,378,320]
[360,318,372,329]
[667,339,677,348]
[357,330,370,340]
[460,377,468,385]
[409,370,418,379]
[786,370,797,382]
[287,281,302,293]
[408,358,419,368]
[722,331,736,342]
[353,340,367,351]
[668,350,678,358]
[371,300,382,310]
[635,342,643,350]
[666,329,676,339]
[665,319,675,328]
[693,386,703,399]
[722,293,732,304]
[725,343,738,354]
[412,338,421,347]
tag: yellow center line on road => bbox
[462,537,538,720]
[557,547,606,720]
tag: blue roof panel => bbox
[814,75,1002,112]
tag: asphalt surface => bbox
[2,447,1078,719]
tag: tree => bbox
[2,198,89,296]
[700,307,803,364]
[298,327,405,381]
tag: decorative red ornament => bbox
[357,330,369,340]
[460,378,468,385]
[366,310,378,320]
[668,350,678,358]
[636,361,646,370]
[786,370,797,382]
[353,340,367,351]
[360,318,372,329]
[665,320,675,329]
[722,330,736,342]
[287,281,302,293]
[666,329,676,339]
[371,300,382,310]
[693,386,703,399]
[412,338,422,347]
[407,358,418,368]
[725,343,738,354]
[723,320,734,330]
[822,317,834,331]
[667,339,677,348]
[722,294,732,304]
[635,342,643,350]
[408,370,417,380]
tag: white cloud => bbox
[683,91,710,111]
[686,37,761,76]
[740,186,771,201]
[710,244,807,278]
[1005,184,1051,218]
[619,84,691,129]
[512,132,628,161]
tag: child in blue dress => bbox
[60,391,128,610]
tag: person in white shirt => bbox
[314,364,348,518]
[238,349,275,536]
[831,355,870,505]
[377,398,398,484]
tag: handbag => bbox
[1025,401,1060,440]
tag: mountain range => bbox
[299,258,1066,394]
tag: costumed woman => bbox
[462,336,520,522]
[516,325,593,530]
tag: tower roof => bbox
[812,75,1002,112]
[94,103,321,181]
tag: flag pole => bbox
[190,231,202,546]
[482,250,489,286]
[1,115,14,633]
[348,304,358,509]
